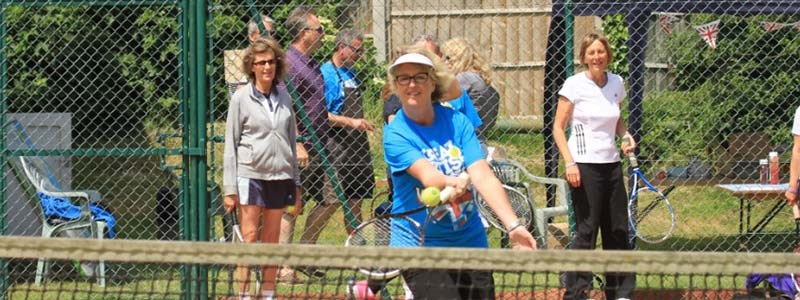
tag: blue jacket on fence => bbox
[38,192,117,238]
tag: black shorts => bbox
[236,177,295,209]
[402,268,495,300]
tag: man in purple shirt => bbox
[279,5,331,281]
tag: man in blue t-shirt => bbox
[307,28,376,247]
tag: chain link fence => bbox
[1,0,800,294]
[1,1,186,288]
[212,0,800,253]
[541,0,800,253]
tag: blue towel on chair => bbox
[38,192,116,238]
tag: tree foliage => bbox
[4,2,384,141]
[601,14,800,171]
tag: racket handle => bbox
[440,172,470,203]
[621,136,638,167]
[230,209,239,225]
[627,152,638,168]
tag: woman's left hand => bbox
[296,143,309,168]
[621,134,637,156]
[508,227,537,250]
[444,175,470,200]
[289,187,303,216]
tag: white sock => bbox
[259,290,275,300]
[238,291,251,300]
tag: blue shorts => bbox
[236,177,295,209]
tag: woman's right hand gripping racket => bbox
[626,151,677,244]
[344,172,470,280]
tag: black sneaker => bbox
[297,266,326,279]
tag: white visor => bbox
[389,53,434,72]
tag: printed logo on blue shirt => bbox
[418,140,474,229]
[420,140,463,177]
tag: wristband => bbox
[788,189,798,194]
[506,222,525,233]
[565,162,577,168]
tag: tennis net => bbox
[2,236,800,299]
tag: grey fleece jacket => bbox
[223,82,301,196]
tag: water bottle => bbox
[769,152,780,184]
[759,159,768,184]
[346,276,356,300]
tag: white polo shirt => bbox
[558,71,626,163]
[793,106,800,135]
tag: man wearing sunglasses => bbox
[279,5,329,282]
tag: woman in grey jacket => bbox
[223,38,303,300]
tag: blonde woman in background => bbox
[441,38,500,145]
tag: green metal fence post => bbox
[565,0,574,77]
[0,2,8,299]
[180,0,194,298]
[245,0,268,39]
[194,0,209,298]
[284,80,359,230]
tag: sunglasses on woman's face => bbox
[253,59,277,67]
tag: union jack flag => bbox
[761,21,786,32]
[694,20,720,49]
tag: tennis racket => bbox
[476,184,533,233]
[228,209,261,293]
[626,151,677,244]
[345,172,470,280]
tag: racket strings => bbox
[477,185,533,232]
[631,187,674,243]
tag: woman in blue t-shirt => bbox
[383,45,536,299]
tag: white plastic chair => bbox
[15,155,107,287]
[489,159,570,249]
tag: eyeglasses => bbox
[346,44,364,54]
[395,73,430,86]
[253,59,277,67]
[303,26,324,34]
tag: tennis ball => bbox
[286,205,296,212]
[420,187,441,207]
